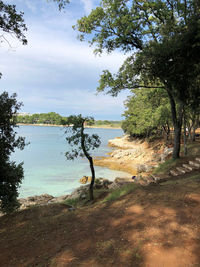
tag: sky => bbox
[0,0,130,120]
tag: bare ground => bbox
[1,171,200,267]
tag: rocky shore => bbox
[18,177,132,211]
[1,135,173,215]
[17,135,173,211]
[94,135,173,176]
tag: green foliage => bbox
[65,115,101,160]
[0,161,24,213]
[94,120,122,127]
[0,92,26,214]
[51,0,69,10]
[153,158,181,175]
[17,112,67,125]
[0,0,27,77]
[17,113,121,127]
[103,183,136,202]
[76,0,200,55]
[65,115,101,201]
[76,0,200,159]
[122,88,171,137]
[0,1,27,45]
[63,197,80,207]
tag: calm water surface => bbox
[12,126,130,198]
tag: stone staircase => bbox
[135,157,200,186]
[169,157,200,177]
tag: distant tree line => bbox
[93,120,121,127]
[17,112,122,127]
[17,112,68,125]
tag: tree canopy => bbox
[76,0,200,54]
[122,87,171,138]
[76,0,200,158]
[0,0,27,44]
[0,92,26,213]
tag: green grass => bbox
[63,197,81,207]
[103,183,136,203]
[153,140,200,176]
[153,158,182,175]
[93,188,107,198]
[63,188,108,207]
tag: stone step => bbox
[176,167,187,174]
[146,176,157,183]
[150,175,161,182]
[140,177,150,186]
[189,161,200,168]
[182,164,193,171]
[138,180,147,186]
[195,157,200,163]
[169,170,180,176]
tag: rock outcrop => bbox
[94,135,172,176]
[16,178,117,211]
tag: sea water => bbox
[12,126,130,198]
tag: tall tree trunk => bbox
[89,157,95,201]
[183,112,188,155]
[162,123,170,140]
[167,89,183,159]
[173,122,182,158]
[192,126,196,141]
[187,123,192,140]
[81,123,95,201]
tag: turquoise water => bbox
[12,126,129,198]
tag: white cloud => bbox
[25,1,37,12]
[80,0,93,14]
[0,0,129,119]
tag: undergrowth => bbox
[153,158,181,175]
[63,188,108,207]
[103,183,136,202]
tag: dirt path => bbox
[0,173,200,266]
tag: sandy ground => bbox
[0,172,200,266]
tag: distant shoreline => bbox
[17,123,121,129]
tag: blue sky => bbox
[0,0,129,120]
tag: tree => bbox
[0,0,68,76]
[52,0,69,10]
[122,87,171,139]
[0,0,70,213]
[75,0,200,159]
[0,1,28,213]
[0,0,27,77]
[65,115,101,201]
[0,92,26,213]
[0,1,27,44]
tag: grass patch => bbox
[63,188,108,207]
[93,188,108,199]
[160,172,200,186]
[63,197,81,207]
[153,140,200,176]
[153,158,182,175]
[103,183,136,203]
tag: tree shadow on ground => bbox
[0,175,200,266]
